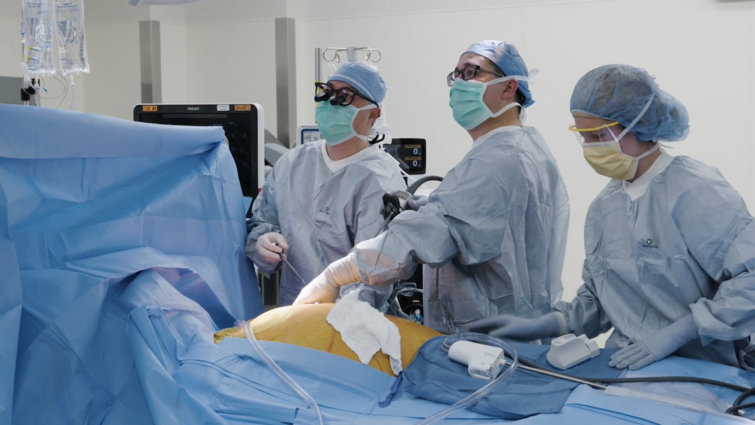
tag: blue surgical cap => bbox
[462,40,534,107]
[328,62,387,104]
[570,64,689,142]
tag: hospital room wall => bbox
[83,3,185,120]
[292,0,755,306]
[83,23,139,120]
[184,19,278,138]
[0,3,21,79]
[85,21,187,118]
[161,23,189,105]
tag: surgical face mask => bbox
[582,139,660,180]
[573,91,658,180]
[315,101,376,146]
[449,75,527,130]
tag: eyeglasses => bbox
[314,82,378,107]
[447,64,505,87]
[568,122,622,144]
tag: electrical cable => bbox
[415,333,519,425]
[239,320,324,425]
[441,336,754,420]
[516,354,755,420]
[513,356,750,393]
[727,387,755,416]
[407,175,443,195]
[728,402,755,416]
[734,386,755,408]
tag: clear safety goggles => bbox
[567,121,624,145]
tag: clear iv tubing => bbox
[239,321,324,425]
[415,333,519,425]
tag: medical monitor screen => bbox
[382,138,426,175]
[133,104,259,198]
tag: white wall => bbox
[0,6,22,79]
[184,0,285,24]
[83,22,140,120]
[184,18,278,136]
[161,22,188,104]
[181,0,282,137]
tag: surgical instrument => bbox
[275,242,306,284]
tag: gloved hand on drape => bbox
[609,315,698,370]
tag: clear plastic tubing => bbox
[240,321,324,425]
[415,333,519,425]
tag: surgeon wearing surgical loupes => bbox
[246,62,406,308]
[470,64,755,371]
[295,40,570,335]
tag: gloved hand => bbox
[254,232,289,263]
[293,254,361,305]
[405,195,429,211]
[609,315,698,370]
[467,312,566,341]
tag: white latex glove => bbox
[294,254,361,305]
[255,232,289,263]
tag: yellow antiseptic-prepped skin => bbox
[215,304,441,376]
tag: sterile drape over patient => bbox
[0,104,263,424]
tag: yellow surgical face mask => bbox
[569,92,659,180]
[582,141,658,181]
[568,121,660,181]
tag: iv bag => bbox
[55,0,89,75]
[21,0,56,77]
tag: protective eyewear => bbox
[314,82,378,107]
[568,121,623,145]
[446,64,505,87]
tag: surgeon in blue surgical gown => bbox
[246,62,406,307]
[294,40,570,334]
[469,64,755,371]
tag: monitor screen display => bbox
[383,138,426,175]
[134,105,259,198]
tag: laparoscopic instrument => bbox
[275,242,306,285]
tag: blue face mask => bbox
[449,76,525,130]
[315,101,376,146]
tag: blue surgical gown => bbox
[555,155,755,367]
[247,141,406,306]
[352,126,570,332]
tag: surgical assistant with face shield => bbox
[294,40,571,334]
[469,64,755,372]
[246,62,406,307]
